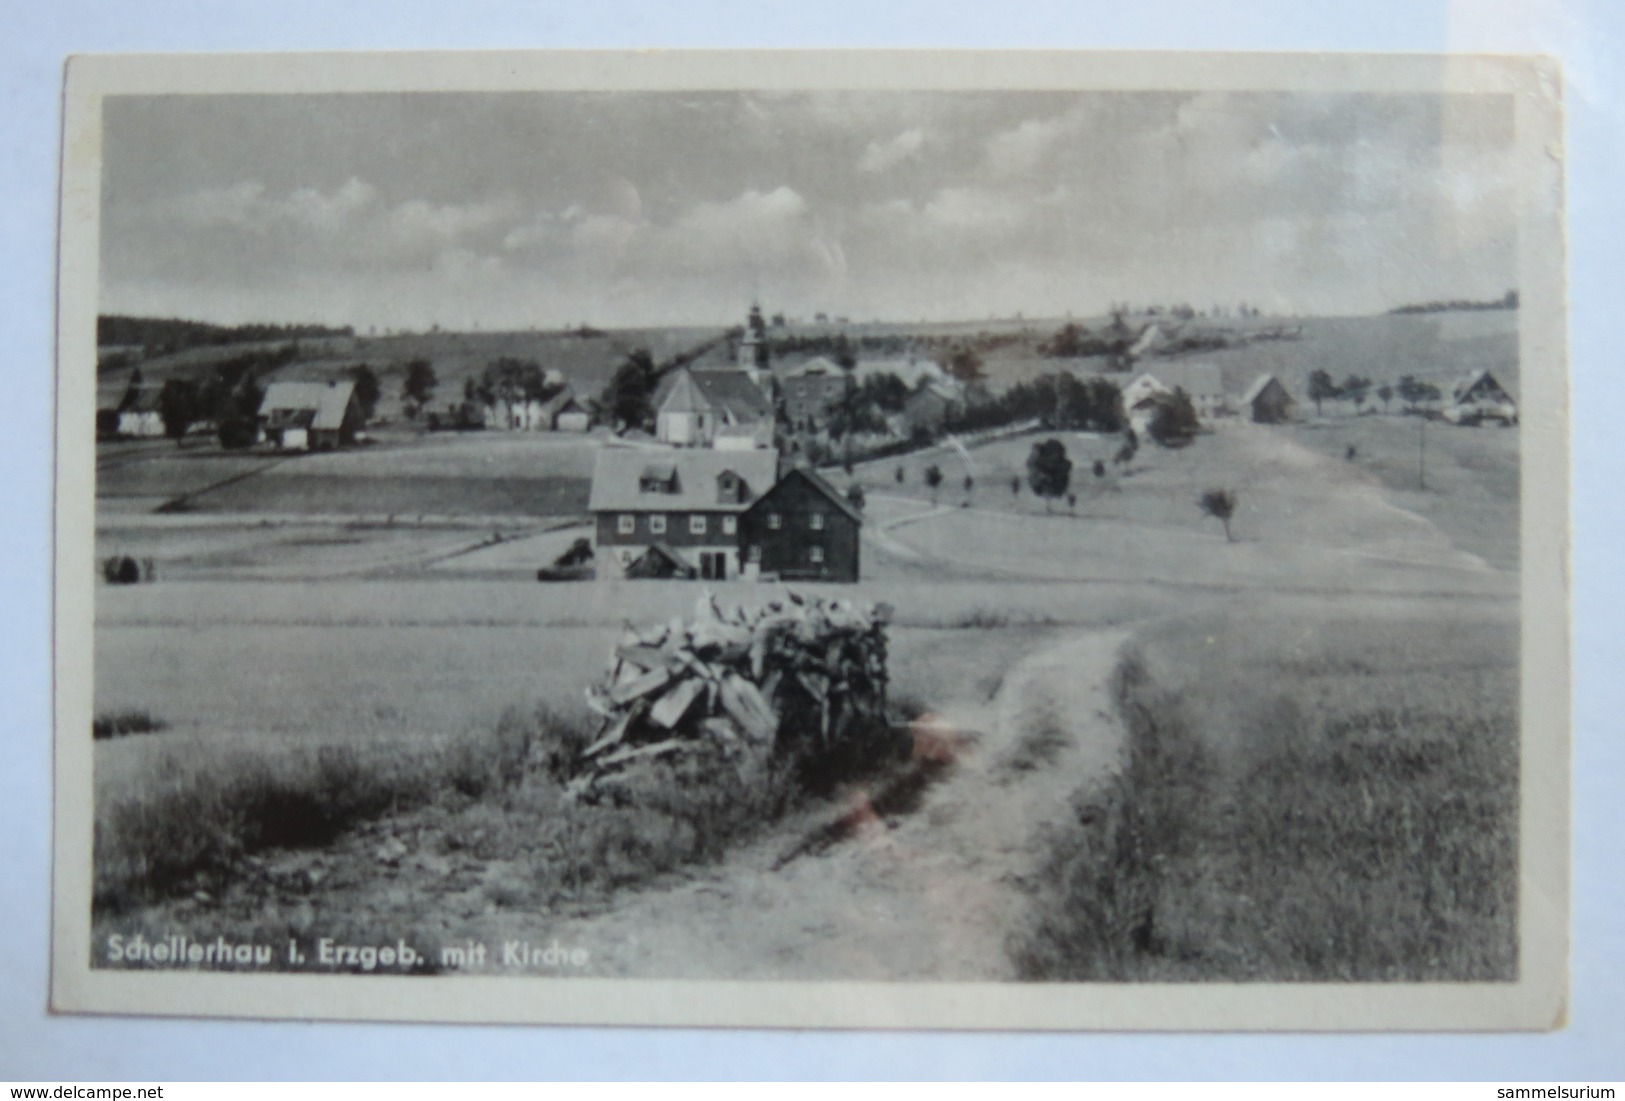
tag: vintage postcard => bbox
[53,50,1568,1030]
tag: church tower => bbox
[738,302,768,389]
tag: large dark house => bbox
[740,467,862,583]
[587,449,863,582]
[588,447,781,580]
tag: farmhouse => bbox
[654,368,774,450]
[780,357,853,431]
[543,390,591,432]
[1122,372,1170,433]
[115,387,165,438]
[1444,369,1518,426]
[740,466,862,584]
[901,379,963,437]
[588,447,780,580]
[1240,373,1295,424]
[260,379,364,451]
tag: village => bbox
[94,302,1519,589]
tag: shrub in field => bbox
[1147,388,1199,447]
[1198,488,1238,542]
[92,710,166,740]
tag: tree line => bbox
[98,315,353,358]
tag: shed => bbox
[1241,374,1294,424]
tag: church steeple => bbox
[739,301,768,388]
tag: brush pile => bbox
[570,590,893,797]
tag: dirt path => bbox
[480,628,1130,980]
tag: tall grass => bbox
[1014,622,1518,982]
[93,707,563,914]
[95,700,827,922]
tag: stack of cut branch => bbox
[572,590,892,795]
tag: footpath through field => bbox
[480,628,1130,981]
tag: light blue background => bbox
[3,0,1620,1081]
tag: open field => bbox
[1017,600,1518,981]
[88,307,1526,981]
[98,431,608,519]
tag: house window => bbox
[722,516,737,535]
[809,546,825,564]
[690,515,707,536]
[809,512,824,531]
[748,544,762,562]
[767,512,782,530]
[650,515,667,535]
[617,515,634,535]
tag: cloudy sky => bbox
[100,89,1518,329]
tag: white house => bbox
[1444,369,1518,426]
[115,388,165,438]
[654,368,774,449]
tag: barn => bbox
[260,380,364,451]
[1241,374,1295,424]
[740,467,862,583]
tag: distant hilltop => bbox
[97,314,355,357]
[1389,290,1518,315]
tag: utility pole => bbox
[1418,416,1427,490]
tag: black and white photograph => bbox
[52,50,1568,1030]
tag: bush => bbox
[92,710,166,740]
[217,416,256,450]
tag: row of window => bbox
[613,511,827,536]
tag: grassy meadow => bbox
[89,307,1525,979]
[1015,600,1519,982]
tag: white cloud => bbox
[858,128,925,173]
[985,115,1073,178]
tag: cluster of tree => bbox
[914,330,1029,355]
[1106,301,1266,319]
[143,345,310,447]
[1390,290,1518,315]
[943,372,1124,437]
[762,332,912,360]
[1038,320,1133,360]
[599,348,660,432]
[97,315,351,357]
[1145,389,1200,447]
[1026,439,1074,512]
[464,357,565,408]
[1307,369,1444,416]
[401,359,438,418]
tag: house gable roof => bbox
[261,380,357,430]
[655,370,709,416]
[118,386,163,414]
[690,370,772,422]
[654,368,772,424]
[588,446,780,513]
[748,465,864,526]
[1452,368,1514,405]
[1241,373,1290,406]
